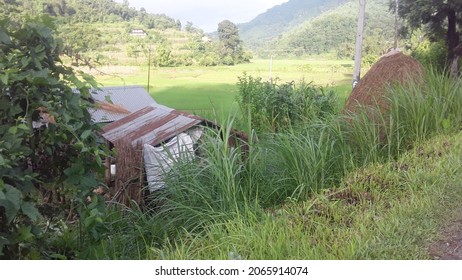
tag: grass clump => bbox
[151,133,462,259]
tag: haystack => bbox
[343,51,424,115]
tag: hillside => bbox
[272,0,395,58]
[239,0,349,50]
[238,0,395,60]
[1,0,241,67]
[3,0,397,64]
[1,0,180,28]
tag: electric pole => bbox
[269,55,273,83]
[353,0,366,89]
[147,46,151,92]
[394,0,399,50]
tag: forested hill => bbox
[271,0,395,59]
[1,0,224,67]
[239,0,350,50]
[2,0,180,30]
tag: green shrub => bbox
[0,17,107,259]
[412,40,447,71]
[236,73,338,133]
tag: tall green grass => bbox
[387,67,462,143]
[152,132,462,259]
[345,67,462,166]
[256,120,353,204]
[147,116,263,235]
[74,68,462,259]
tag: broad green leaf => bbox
[80,130,92,140]
[0,199,19,223]
[80,175,98,189]
[17,123,30,131]
[0,30,11,44]
[1,185,22,222]
[17,226,34,242]
[8,126,17,135]
[0,73,8,85]
[84,216,94,227]
[21,202,43,222]
[4,185,21,210]
[0,155,5,166]
[35,45,45,53]
[95,155,102,167]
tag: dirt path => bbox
[428,208,462,260]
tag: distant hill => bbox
[1,0,229,67]
[272,0,395,58]
[239,0,395,60]
[239,0,350,50]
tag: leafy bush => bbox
[0,17,107,259]
[236,73,338,133]
[412,40,447,71]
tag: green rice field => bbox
[92,59,354,116]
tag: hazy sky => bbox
[115,0,289,32]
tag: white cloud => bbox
[115,0,289,32]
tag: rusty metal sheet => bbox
[102,104,204,147]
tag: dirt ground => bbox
[428,207,462,260]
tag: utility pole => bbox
[353,0,366,89]
[394,0,399,50]
[147,46,151,92]
[269,55,273,83]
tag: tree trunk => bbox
[447,9,459,78]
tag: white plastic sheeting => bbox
[143,128,202,192]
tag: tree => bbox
[217,20,245,65]
[396,0,462,76]
[0,16,107,258]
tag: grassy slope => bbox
[152,132,462,259]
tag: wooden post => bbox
[104,140,112,187]
[147,46,151,92]
[353,0,366,89]
[269,55,273,83]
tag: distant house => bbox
[129,29,147,37]
[201,36,212,43]
[88,85,157,124]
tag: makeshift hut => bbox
[101,103,248,206]
[343,50,424,115]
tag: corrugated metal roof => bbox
[88,86,157,123]
[102,103,204,147]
